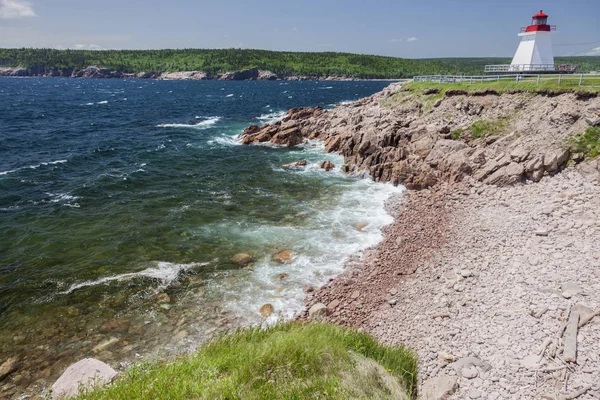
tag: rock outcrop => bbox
[239,82,600,189]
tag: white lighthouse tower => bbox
[510,10,555,72]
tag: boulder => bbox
[510,146,530,163]
[483,162,524,186]
[259,304,274,317]
[425,140,469,168]
[420,376,458,400]
[308,303,328,321]
[51,358,117,399]
[578,160,600,182]
[231,253,255,265]
[273,250,294,263]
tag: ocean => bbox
[0,77,401,396]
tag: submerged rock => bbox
[0,357,19,381]
[282,160,307,169]
[51,358,117,399]
[259,304,274,317]
[273,250,294,263]
[231,253,255,265]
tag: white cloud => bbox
[292,27,298,32]
[388,38,403,43]
[0,0,36,19]
[406,37,418,42]
[582,47,600,56]
[73,44,104,50]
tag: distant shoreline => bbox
[0,65,405,82]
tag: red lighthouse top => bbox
[522,10,556,33]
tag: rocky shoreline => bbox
[239,82,600,398]
[0,65,360,81]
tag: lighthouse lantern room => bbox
[510,10,555,72]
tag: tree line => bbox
[0,48,598,78]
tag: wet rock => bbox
[282,160,307,169]
[231,253,255,265]
[420,376,458,400]
[273,250,294,263]
[308,303,328,321]
[0,357,20,381]
[259,304,274,317]
[51,358,117,399]
[277,273,289,280]
[303,285,314,293]
[320,161,335,171]
[354,223,368,231]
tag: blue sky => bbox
[0,0,598,57]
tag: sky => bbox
[0,0,599,58]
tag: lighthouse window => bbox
[533,17,547,25]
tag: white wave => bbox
[205,155,405,325]
[97,100,108,104]
[0,159,67,176]
[256,111,285,124]
[61,261,208,295]
[45,192,80,203]
[226,94,234,97]
[85,102,94,106]
[210,134,242,147]
[157,117,221,130]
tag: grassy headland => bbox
[1,48,599,78]
[72,322,418,400]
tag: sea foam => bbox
[157,117,221,129]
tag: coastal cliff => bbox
[240,82,600,188]
[241,82,600,399]
[0,65,356,81]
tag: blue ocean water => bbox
[0,77,399,396]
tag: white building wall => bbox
[510,32,555,71]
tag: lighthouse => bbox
[484,10,576,74]
[510,10,555,72]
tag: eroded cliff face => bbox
[240,82,600,189]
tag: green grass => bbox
[470,118,509,139]
[567,126,600,158]
[451,128,464,140]
[403,78,600,94]
[71,322,418,400]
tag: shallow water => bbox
[0,77,400,396]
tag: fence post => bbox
[579,73,583,86]
[516,75,520,83]
[558,74,562,85]
[470,77,473,84]
[537,75,540,84]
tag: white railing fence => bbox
[413,73,597,86]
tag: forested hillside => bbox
[1,48,599,78]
